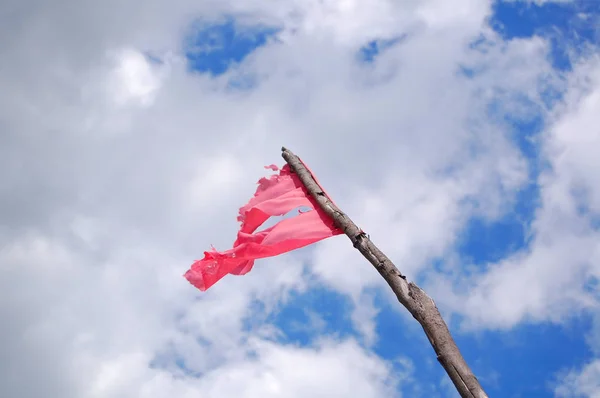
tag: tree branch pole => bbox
[281,147,489,398]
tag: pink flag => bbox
[184,161,343,291]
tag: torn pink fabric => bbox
[184,162,343,291]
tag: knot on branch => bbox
[353,231,367,248]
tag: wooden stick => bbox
[281,147,489,398]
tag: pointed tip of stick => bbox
[281,146,294,162]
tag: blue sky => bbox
[183,2,599,396]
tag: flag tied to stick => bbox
[184,161,343,291]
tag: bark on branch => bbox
[281,147,489,398]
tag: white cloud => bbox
[108,49,163,106]
[1,0,593,396]
[69,338,404,398]
[350,290,381,346]
[198,339,403,398]
[556,359,600,398]
[434,56,600,330]
[286,0,405,45]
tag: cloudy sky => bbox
[1,0,600,397]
